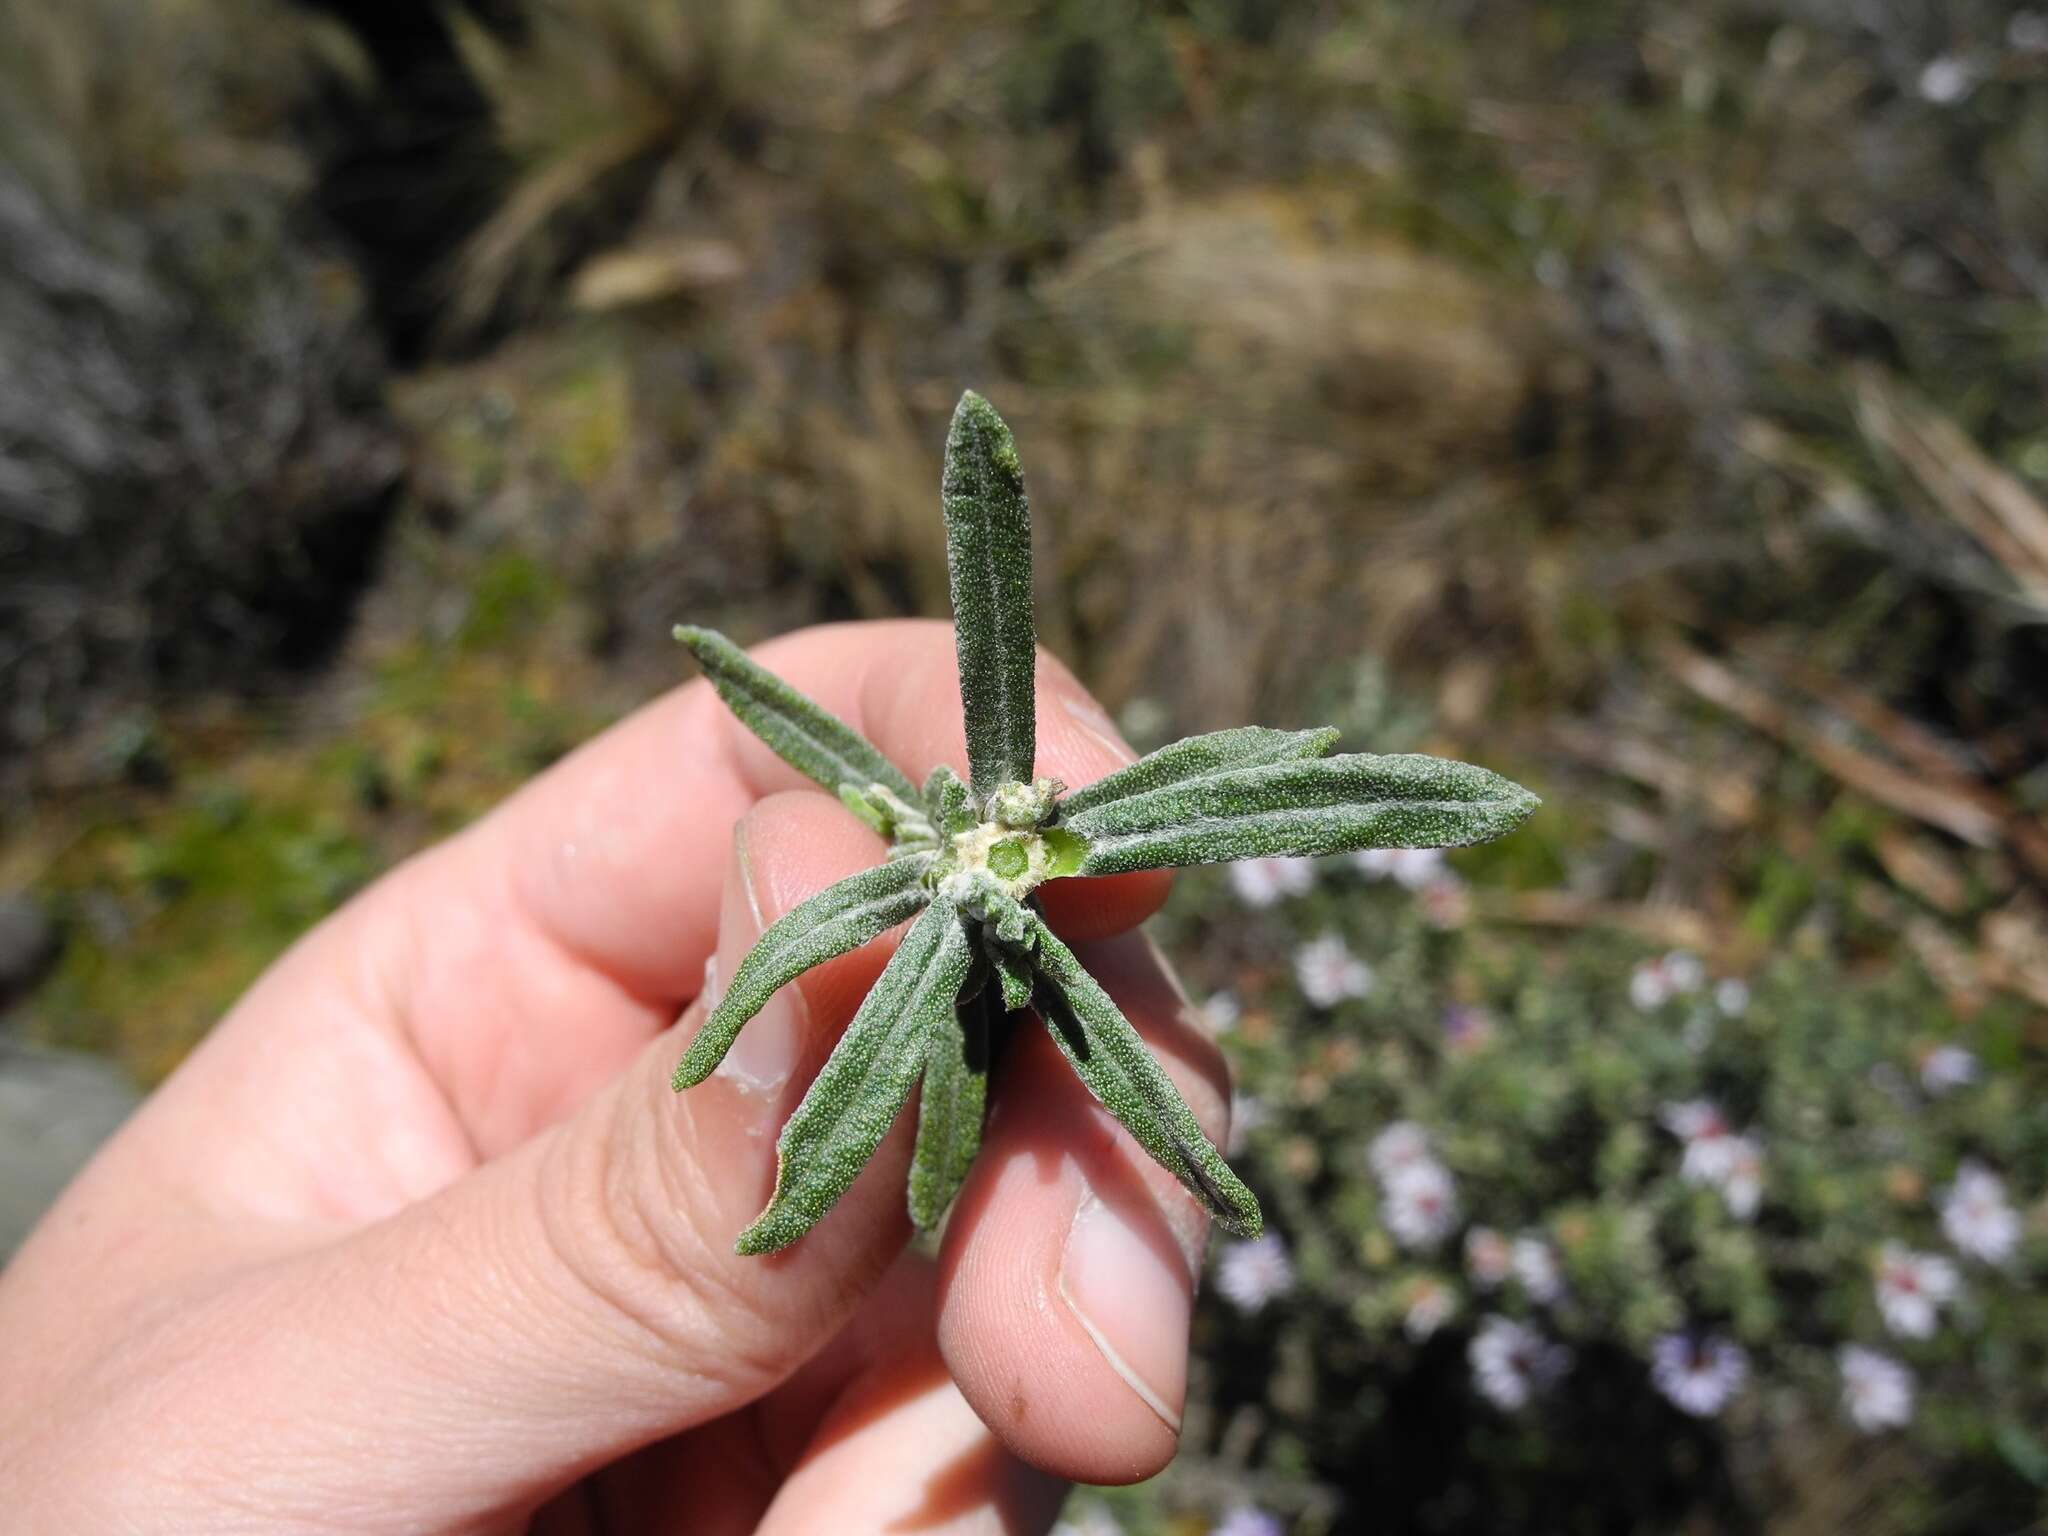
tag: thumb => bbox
[145,793,919,1531]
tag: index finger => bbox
[494,618,1170,1005]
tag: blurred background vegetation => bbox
[1,0,2044,1529]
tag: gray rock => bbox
[0,1037,140,1260]
[0,893,58,1012]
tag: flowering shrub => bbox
[1147,855,2047,1533]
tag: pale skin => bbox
[0,620,1234,1534]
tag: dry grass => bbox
[441,0,787,342]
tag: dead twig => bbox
[1478,888,1718,952]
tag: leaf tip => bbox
[673,624,720,664]
[947,389,1022,482]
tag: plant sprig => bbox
[674,389,1538,1252]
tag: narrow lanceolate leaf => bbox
[984,929,1035,1013]
[1062,753,1540,877]
[908,985,996,1230]
[676,625,921,807]
[940,391,1037,798]
[1057,725,1341,818]
[999,896,1262,1238]
[738,900,974,1254]
[923,762,977,838]
[672,856,934,1090]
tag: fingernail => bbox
[1058,1193,1202,1434]
[714,820,809,1094]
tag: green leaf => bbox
[1000,897,1262,1237]
[1061,752,1539,877]
[676,625,921,807]
[940,391,1037,799]
[923,763,976,838]
[1057,725,1340,818]
[908,985,996,1230]
[984,929,1034,1012]
[672,856,934,1090]
[737,899,974,1254]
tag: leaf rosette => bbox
[675,390,1539,1252]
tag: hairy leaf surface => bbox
[738,899,974,1253]
[676,625,921,806]
[1063,753,1539,876]
[908,985,996,1230]
[673,856,934,1089]
[1000,896,1261,1237]
[1058,725,1340,817]
[941,392,1037,798]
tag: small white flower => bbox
[1839,1345,1915,1433]
[2013,12,2048,52]
[1714,978,1750,1017]
[1662,1101,1762,1216]
[1369,1120,1434,1178]
[1919,1045,1979,1096]
[1720,1135,1764,1221]
[1227,1091,1268,1156]
[1941,1161,2021,1265]
[1874,1244,1959,1339]
[1650,1333,1749,1418]
[1662,951,1706,994]
[1661,1098,1731,1144]
[1403,1277,1458,1342]
[1197,990,1242,1036]
[1630,959,1673,1010]
[1210,1507,1286,1536]
[1511,1235,1564,1305]
[1464,1226,1512,1288]
[1383,1160,1460,1252]
[1293,933,1373,1008]
[1215,1234,1295,1314]
[1918,54,1976,104]
[1229,856,1315,908]
[1470,1316,1569,1411]
[1354,847,1445,889]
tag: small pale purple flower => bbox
[1941,1161,2020,1265]
[1919,1045,1979,1096]
[1511,1235,1563,1305]
[1470,1316,1570,1410]
[1839,1345,1915,1432]
[1229,856,1316,908]
[1211,1507,1286,1536]
[1369,1120,1433,1179]
[1918,55,1976,104]
[1874,1243,1959,1339]
[1383,1160,1460,1252]
[1196,990,1242,1036]
[1354,847,1445,889]
[1293,933,1372,1008]
[1215,1234,1295,1314]
[1650,1333,1749,1418]
[1719,1135,1764,1221]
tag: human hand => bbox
[0,621,1235,1534]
